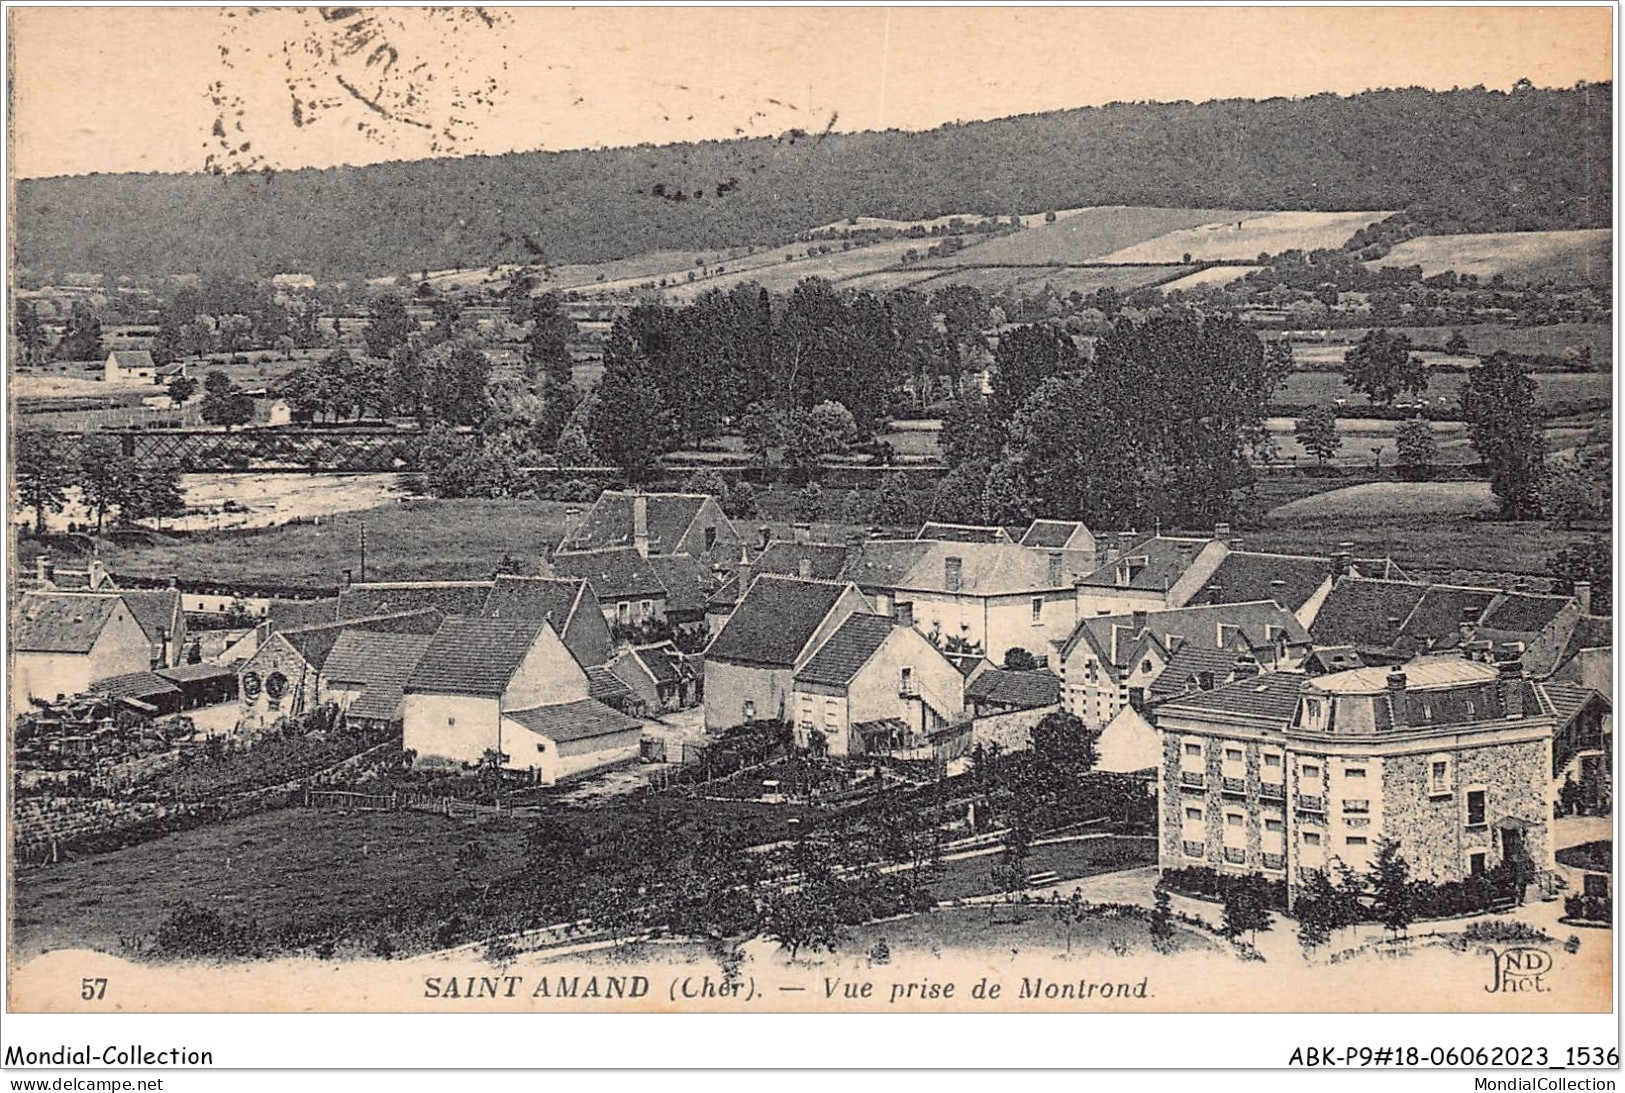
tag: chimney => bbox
[798,557,813,579]
[1117,530,1136,553]
[1207,582,1224,605]
[1387,669,1408,728]
[758,525,771,550]
[896,601,914,629]
[1574,581,1592,615]
[342,568,353,588]
[1197,670,1215,691]
[736,560,753,595]
[35,554,52,584]
[167,574,180,589]
[1386,615,1402,631]
[1229,537,1244,553]
[1498,655,1526,718]
[632,493,650,558]
[1131,609,1148,634]
[1214,522,1232,543]
[793,522,811,545]
[1331,551,1352,578]
[1047,552,1063,587]
[562,507,583,548]
[87,559,106,588]
[1231,653,1260,679]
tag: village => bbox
[10,477,1613,967]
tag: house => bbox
[27,555,116,592]
[337,580,492,622]
[1055,600,1311,729]
[237,610,443,730]
[753,539,852,582]
[1017,519,1098,580]
[703,575,872,731]
[1553,612,1610,696]
[1540,680,1612,815]
[916,522,1014,544]
[104,349,156,382]
[610,642,700,713]
[250,396,293,428]
[12,592,151,714]
[646,554,711,633]
[963,665,1062,717]
[548,547,668,633]
[559,489,740,562]
[400,617,642,785]
[1073,533,1229,619]
[480,575,615,667]
[586,665,646,718]
[1156,654,1557,888]
[118,588,187,669]
[1307,577,1429,662]
[849,538,1082,663]
[1182,550,1338,627]
[1096,704,1162,775]
[790,612,966,757]
[318,630,435,729]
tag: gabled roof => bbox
[917,522,1012,544]
[267,597,340,631]
[1189,551,1332,612]
[108,350,154,368]
[278,610,444,672]
[405,617,549,697]
[321,630,434,686]
[964,667,1061,709]
[1400,585,1501,646]
[504,699,644,744]
[1350,557,1411,581]
[1158,671,1308,729]
[755,541,851,582]
[626,642,691,687]
[1302,647,1365,675]
[14,593,123,654]
[1147,644,1249,702]
[795,614,897,687]
[845,540,933,589]
[548,547,667,601]
[1534,680,1610,725]
[646,554,709,615]
[587,664,637,706]
[1480,592,1573,634]
[481,576,585,628]
[89,671,181,702]
[337,581,491,621]
[1557,614,1611,674]
[1076,535,1212,591]
[563,491,721,555]
[1060,600,1309,666]
[118,588,182,645]
[1308,577,1428,651]
[706,572,743,610]
[707,576,854,668]
[1019,519,1091,549]
[867,538,1079,596]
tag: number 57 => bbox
[80,978,107,1001]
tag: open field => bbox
[9,807,531,959]
[99,497,577,585]
[1274,370,1612,411]
[1388,323,1613,367]
[1372,230,1612,285]
[657,238,961,303]
[834,268,951,293]
[1268,481,1495,520]
[1240,517,1601,581]
[1262,416,1477,467]
[928,836,1155,902]
[935,206,1248,266]
[1097,210,1392,264]
[910,264,1192,297]
[1159,265,1255,293]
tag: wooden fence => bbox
[302,787,513,820]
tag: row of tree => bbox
[15,431,184,534]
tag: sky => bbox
[8,6,1615,179]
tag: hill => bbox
[14,83,1611,281]
[1369,229,1612,285]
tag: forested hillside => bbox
[15,83,1610,280]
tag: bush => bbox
[1564,894,1612,923]
[1160,866,1288,911]
[1462,919,1552,943]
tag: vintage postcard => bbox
[3,3,1615,1041]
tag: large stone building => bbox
[1156,653,1561,889]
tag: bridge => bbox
[86,427,436,473]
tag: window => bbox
[1225,748,1243,763]
[1184,742,1203,758]
[900,667,914,696]
[1466,789,1487,827]
[447,716,456,727]
[1345,836,1369,847]
[1226,813,1243,828]
[1343,799,1370,815]
[1345,767,1366,779]
[1141,659,1153,674]
[1430,760,1450,795]
[640,599,653,619]
[1264,754,1282,769]
[1031,597,1044,623]
[1302,764,1321,780]
[1302,832,1322,846]
[1470,853,1487,876]
[824,700,839,728]
[742,700,756,720]
[1185,807,1203,822]
[536,742,547,753]
[1264,819,1284,833]
[617,602,630,625]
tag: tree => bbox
[123,465,186,526]
[1220,877,1273,945]
[1462,351,1545,520]
[939,396,1003,468]
[77,436,137,533]
[870,471,921,526]
[1342,328,1426,405]
[991,323,1078,418]
[761,875,842,961]
[166,374,198,409]
[426,340,493,427]
[203,369,234,395]
[589,325,671,483]
[15,300,46,365]
[15,430,73,533]
[1294,405,1342,465]
[1540,454,1603,529]
[1030,710,1099,778]
[201,379,254,431]
[57,300,103,362]
[1003,647,1038,671]
[362,293,415,359]
[1293,870,1340,958]
[738,403,782,467]
[1394,416,1438,480]
[525,293,579,448]
[1370,837,1415,939]
[1444,329,1471,355]
[784,400,857,473]
[1149,887,1175,952]
[1549,537,1611,615]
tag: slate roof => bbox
[647,554,709,615]
[156,663,238,684]
[1535,680,1609,725]
[1076,535,1212,591]
[267,597,340,631]
[548,547,667,601]
[1302,647,1365,675]
[1147,645,1248,702]
[964,667,1061,709]
[1159,671,1307,728]
[1308,578,1428,650]
[755,541,851,582]
[1019,520,1090,549]
[1190,551,1332,612]
[630,642,689,686]
[89,671,181,702]
[1060,600,1309,666]
[481,576,584,627]
[406,617,549,697]
[564,491,716,556]
[1400,585,1501,647]
[108,350,155,368]
[706,572,743,610]
[845,540,933,590]
[118,588,182,645]
[916,522,1012,544]
[14,593,123,654]
[866,539,1079,596]
[586,665,636,706]
[1557,615,1611,675]
[1481,592,1572,634]
[795,614,897,687]
[504,699,644,744]
[279,610,444,672]
[337,582,491,621]
[707,576,854,668]
[1311,656,1500,693]
[321,631,433,687]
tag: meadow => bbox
[1374,230,1612,285]
[1095,210,1392,264]
[932,206,1250,265]
[1273,370,1611,411]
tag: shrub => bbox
[1564,894,1612,924]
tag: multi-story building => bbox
[1156,653,1559,889]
